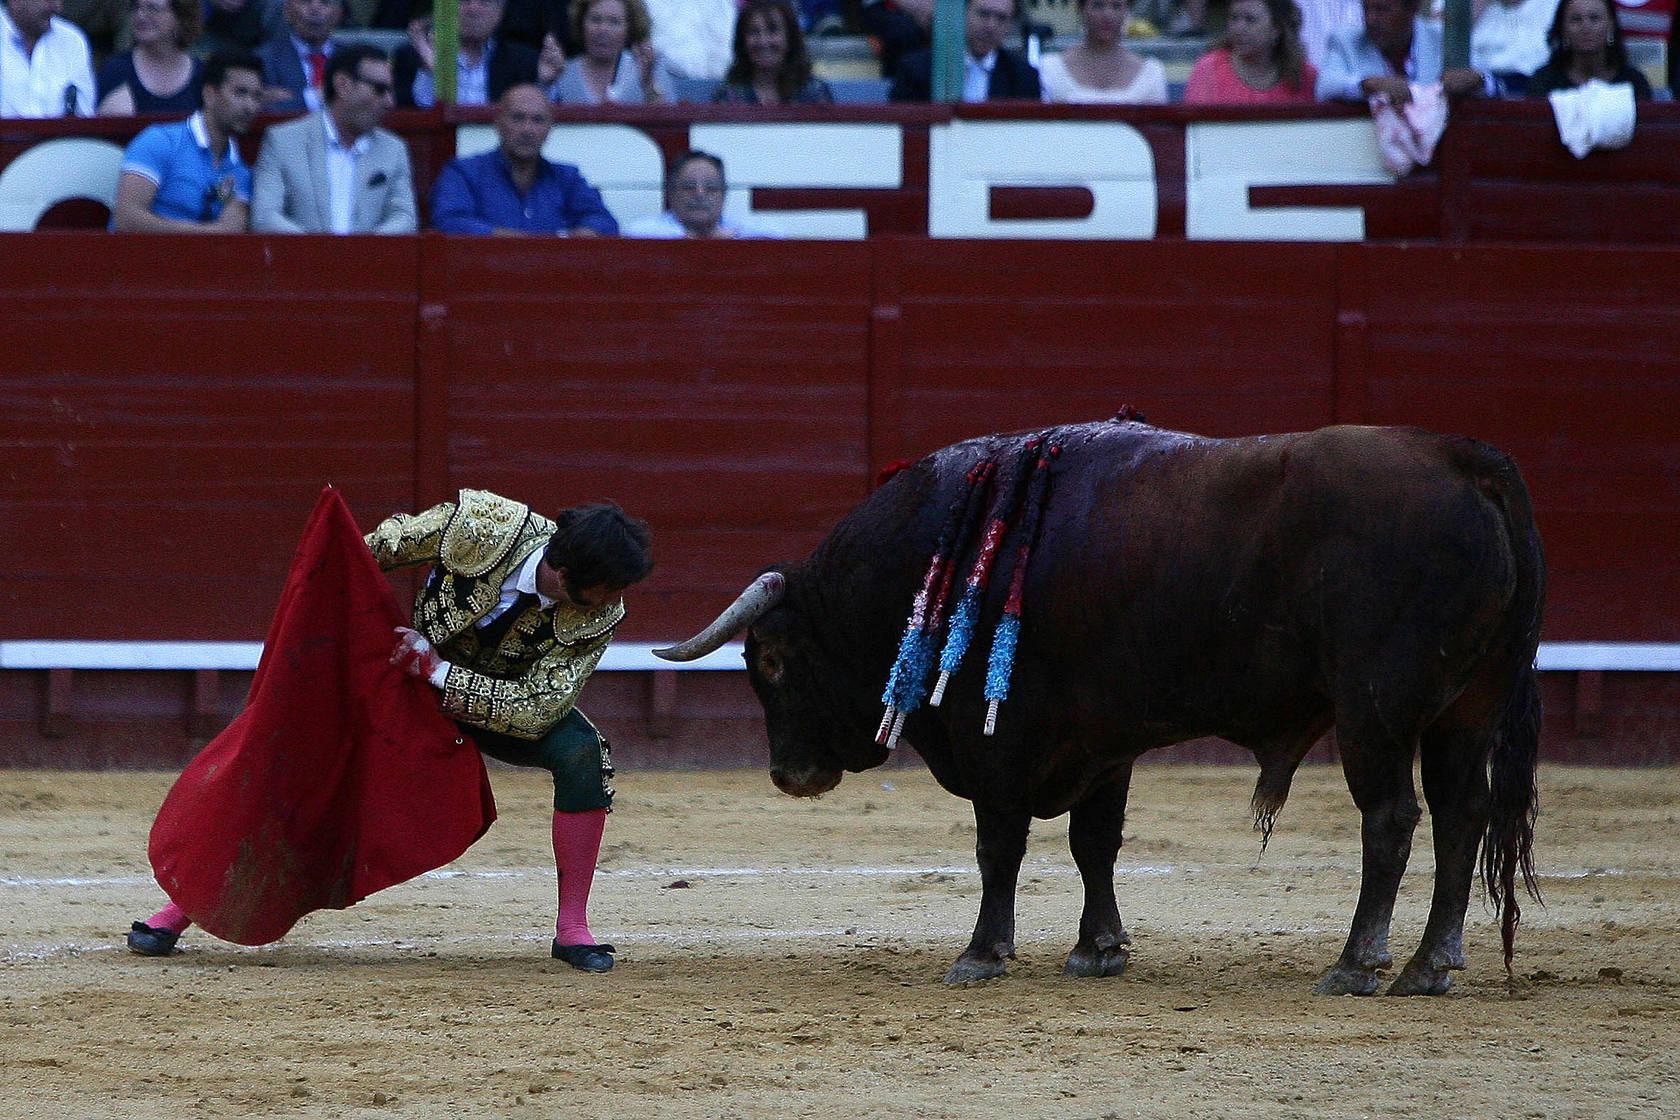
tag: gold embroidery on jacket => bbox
[441,489,532,576]
[364,490,623,740]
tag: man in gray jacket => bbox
[251,42,417,233]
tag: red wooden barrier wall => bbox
[2,234,1677,764]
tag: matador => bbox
[128,490,654,972]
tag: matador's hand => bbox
[391,627,445,680]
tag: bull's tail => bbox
[1467,440,1546,973]
[1482,664,1541,973]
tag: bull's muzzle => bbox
[770,764,843,798]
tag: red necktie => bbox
[308,50,326,90]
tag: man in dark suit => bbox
[888,0,1041,102]
[393,0,556,107]
[859,0,932,79]
[257,0,345,115]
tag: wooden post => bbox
[1442,0,1471,69]
[434,0,459,105]
[647,670,678,740]
[931,0,965,103]
[43,668,73,738]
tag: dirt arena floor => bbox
[3,761,1677,1119]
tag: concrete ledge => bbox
[1533,643,1680,672]
[0,640,747,672]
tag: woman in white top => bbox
[1040,0,1169,103]
[549,0,677,105]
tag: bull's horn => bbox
[653,571,786,662]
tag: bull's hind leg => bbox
[944,800,1031,984]
[1316,718,1422,996]
[1063,765,1134,978]
[1389,724,1491,995]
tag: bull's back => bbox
[1021,424,1536,736]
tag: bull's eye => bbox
[758,651,785,685]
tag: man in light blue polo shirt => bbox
[111,49,265,233]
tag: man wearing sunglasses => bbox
[251,42,418,233]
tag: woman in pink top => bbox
[1184,0,1318,103]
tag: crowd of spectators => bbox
[396,0,558,107]
[2,0,1672,232]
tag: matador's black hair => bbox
[544,503,654,592]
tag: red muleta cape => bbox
[148,487,496,945]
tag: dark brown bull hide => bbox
[659,421,1544,994]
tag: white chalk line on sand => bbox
[2,859,1630,964]
[0,863,1630,892]
[2,925,983,964]
[0,864,1148,890]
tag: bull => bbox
[656,420,1544,995]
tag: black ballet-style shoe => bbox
[126,921,180,957]
[551,941,615,972]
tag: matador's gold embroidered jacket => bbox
[364,489,624,740]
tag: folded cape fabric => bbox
[1549,80,1636,159]
[148,487,496,946]
[1370,83,1448,177]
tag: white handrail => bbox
[0,640,747,672]
[3,640,1677,672]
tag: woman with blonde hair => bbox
[96,0,205,115]
[1041,0,1169,103]
[1184,0,1317,103]
[549,0,677,104]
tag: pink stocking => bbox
[146,901,192,934]
[552,808,607,946]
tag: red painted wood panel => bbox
[879,238,1340,460]
[1342,244,1680,640]
[423,236,874,637]
[2,235,1675,651]
[0,235,421,639]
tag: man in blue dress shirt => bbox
[110,49,265,232]
[429,83,617,236]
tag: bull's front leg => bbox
[944,800,1031,984]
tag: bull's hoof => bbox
[1313,966,1382,996]
[942,955,1009,984]
[1063,945,1130,978]
[1387,963,1453,996]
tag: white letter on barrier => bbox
[1185,119,1391,242]
[927,120,1155,240]
[689,123,903,240]
[0,138,124,231]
